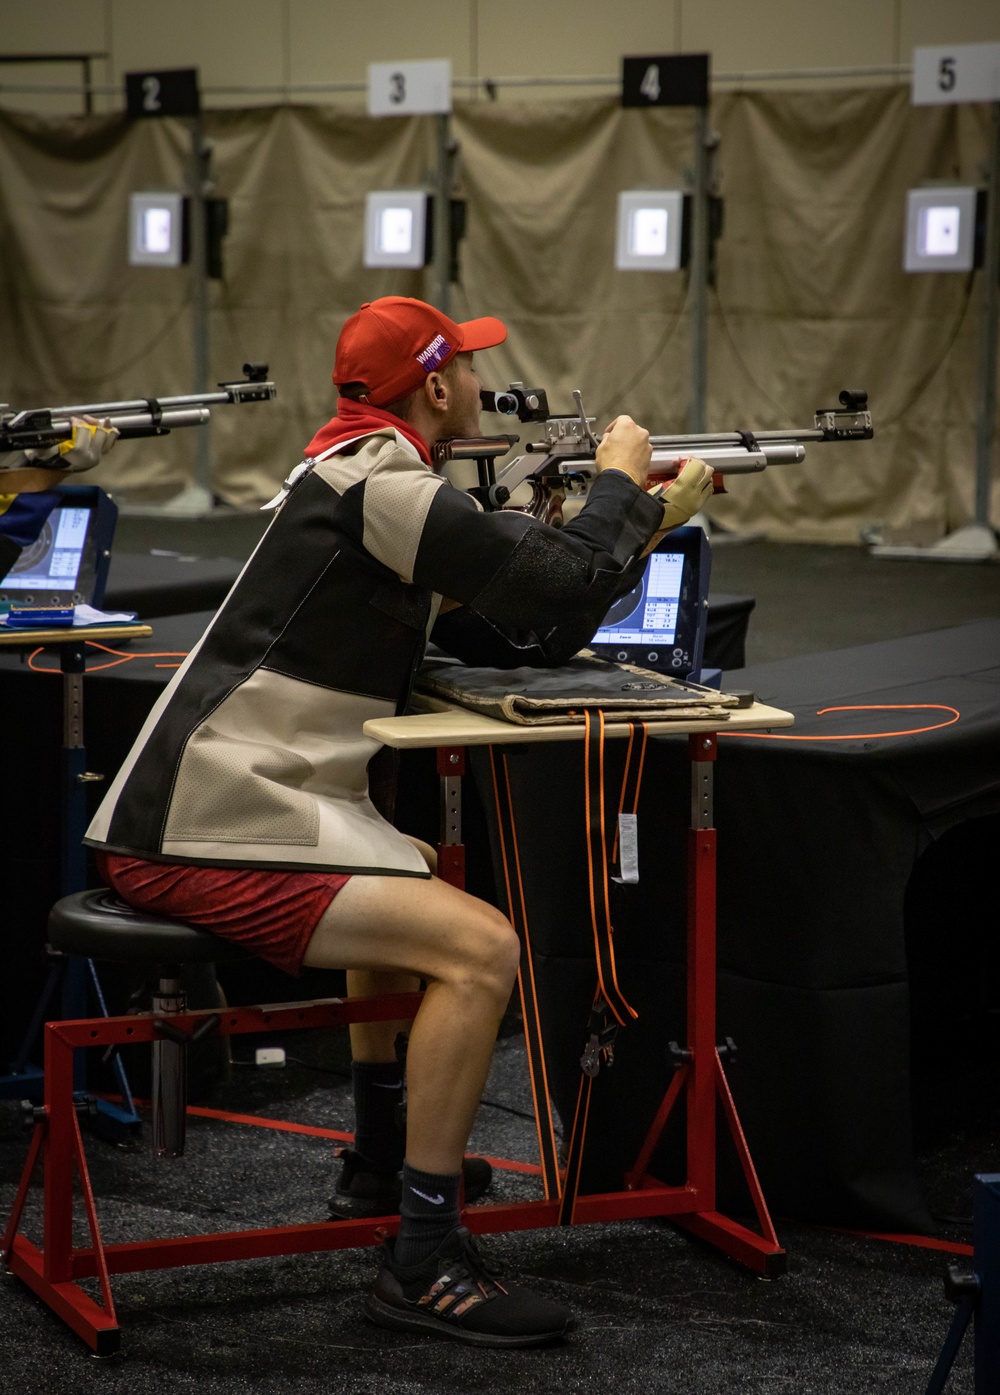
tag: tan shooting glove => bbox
[25,415,119,473]
[656,457,714,531]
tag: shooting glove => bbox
[25,415,118,473]
[656,457,714,532]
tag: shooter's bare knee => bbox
[444,904,520,1006]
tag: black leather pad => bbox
[48,888,250,965]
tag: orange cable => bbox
[722,703,960,742]
[26,639,188,675]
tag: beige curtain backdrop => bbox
[0,91,994,541]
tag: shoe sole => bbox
[363,1293,575,1347]
[327,1197,399,1221]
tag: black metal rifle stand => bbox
[925,1173,1000,1394]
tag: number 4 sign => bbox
[368,60,451,117]
[621,55,709,109]
[912,44,1000,105]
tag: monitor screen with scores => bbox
[0,485,117,609]
[588,525,711,680]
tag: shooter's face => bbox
[442,352,483,438]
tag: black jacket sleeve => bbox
[0,534,20,586]
[423,471,664,668]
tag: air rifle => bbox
[434,385,873,526]
[0,363,276,470]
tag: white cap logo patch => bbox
[415,334,451,373]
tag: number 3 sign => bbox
[912,44,1000,105]
[368,60,451,117]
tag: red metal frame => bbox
[2,727,783,1356]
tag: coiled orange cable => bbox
[722,703,961,741]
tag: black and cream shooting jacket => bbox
[85,428,665,877]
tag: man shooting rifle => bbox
[85,296,713,1348]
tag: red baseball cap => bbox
[334,297,507,407]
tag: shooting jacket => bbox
[85,428,664,876]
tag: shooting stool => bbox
[49,889,251,1157]
[2,888,424,1356]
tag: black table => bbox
[469,620,1000,1230]
[102,552,244,619]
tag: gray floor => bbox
[0,1031,986,1393]
[709,539,1000,666]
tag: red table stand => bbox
[481,729,785,1275]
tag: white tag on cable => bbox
[614,813,639,884]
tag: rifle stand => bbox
[924,1174,1000,1395]
[484,729,784,1276]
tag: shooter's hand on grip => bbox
[25,414,119,473]
[659,457,714,531]
[595,415,652,488]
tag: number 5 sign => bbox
[368,60,451,117]
[912,44,1000,105]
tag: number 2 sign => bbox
[124,68,200,119]
[368,60,451,117]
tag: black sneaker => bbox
[328,1149,493,1220]
[364,1225,576,1347]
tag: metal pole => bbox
[974,101,1000,530]
[188,115,212,502]
[432,112,453,316]
[688,106,709,434]
[974,1173,1000,1395]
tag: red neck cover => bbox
[305,398,432,466]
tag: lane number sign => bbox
[125,68,200,119]
[368,60,451,117]
[912,44,1000,105]
[622,54,709,109]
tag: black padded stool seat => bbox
[49,888,251,965]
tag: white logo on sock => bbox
[410,1187,445,1205]
[372,1081,403,1089]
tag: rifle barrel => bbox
[648,429,826,448]
[51,390,238,416]
[48,407,212,436]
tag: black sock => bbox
[351,1061,405,1174]
[394,1163,462,1269]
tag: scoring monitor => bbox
[588,525,711,679]
[0,485,117,608]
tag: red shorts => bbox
[97,853,351,977]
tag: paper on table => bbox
[73,604,138,626]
